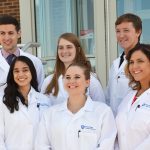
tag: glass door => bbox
[116,0,150,54]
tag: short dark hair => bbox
[115,13,142,32]
[0,14,20,31]
[3,56,38,113]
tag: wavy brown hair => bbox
[45,33,91,96]
[125,44,150,90]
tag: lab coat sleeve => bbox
[35,58,45,91]
[35,112,52,150]
[89,73,106,103]
[135,135,150,150]
[105,63,114,105]
[97,107,117,150]
[41,75,53,94]
[0,101,6,150]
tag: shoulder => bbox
[90,73,100,83]
[87,97,111,114]
[111,57,120,67]
[20,50,42,63]
[42,102,65,118]
[41,74,54,93]
[31,88,51,106]
[44,74,54,82]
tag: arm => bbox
[135,131,150,150]
[40,75,53,94]
[105,64,115,105]
[35,111,52,150]
[35,58,45,91]
[97,107,117,150]
[89,73,106,103]
[0,101,6,150]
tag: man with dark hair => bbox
[0,15,44,94]
[105,13,142,115]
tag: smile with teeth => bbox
[133,70,141,74]
[68,85,77,89]
[18,78,26,81]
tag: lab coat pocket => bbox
[131,108,150,131]
[79,130,98,150]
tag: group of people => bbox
[0,12,149,150]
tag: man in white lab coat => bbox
[105,13,142,115]
[0,14,44,94]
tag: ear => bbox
[17,30,21,39]
[86,79,90,87]
[137,29,142,37]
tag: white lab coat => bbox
[0,87,51,150]
[116,88,150,150]
[105,55,131,115]
[35,96,117,150]
[41,73,106,105]
[0,49,44,95]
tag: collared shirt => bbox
[1,48,20,59]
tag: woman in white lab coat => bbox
[41,33,105,105]
[0,56,50,150]
[35,61,117,150]
[116,44,150,150]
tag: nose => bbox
[118,31,124,38]
[3,33,11,40]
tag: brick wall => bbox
[0,0,20,22]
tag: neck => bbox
[67,94,86,113]
[136,84,149,97]
[19,86,31,103]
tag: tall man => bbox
[105,13,142,115]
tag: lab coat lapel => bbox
[136,88,150,106]
[19,101,32,122]
[0,52,10,73]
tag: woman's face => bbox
[13,61,32,90]
[129,50,150,85]
[58,38,76,68]
[64,66,90,96]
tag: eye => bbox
[129,60,134,65]
[74,76,80,79]
[124,29,129,32]
[116,30,120,33]
[23,69,29,72]
[13,69,19,73]
[67,45,73,49]
[137,59,144,63]
[58,46,63,50]
[0,32,5,36]
[65,76,71,80]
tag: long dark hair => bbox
[3,56,38,113]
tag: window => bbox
[35,0,95,75]
[116,0,150,54]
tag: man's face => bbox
[116,22,141,54]
[0,24,21,53]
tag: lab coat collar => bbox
[27,87,38,105]
[128,88,150,110]
[56,96,94,112]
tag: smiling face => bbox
[64,66,90,96]
[0,24,21,53]
[129,50,150,86]
[13,61,32,91]
[58,38,76,68]
[116,22,141,55]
